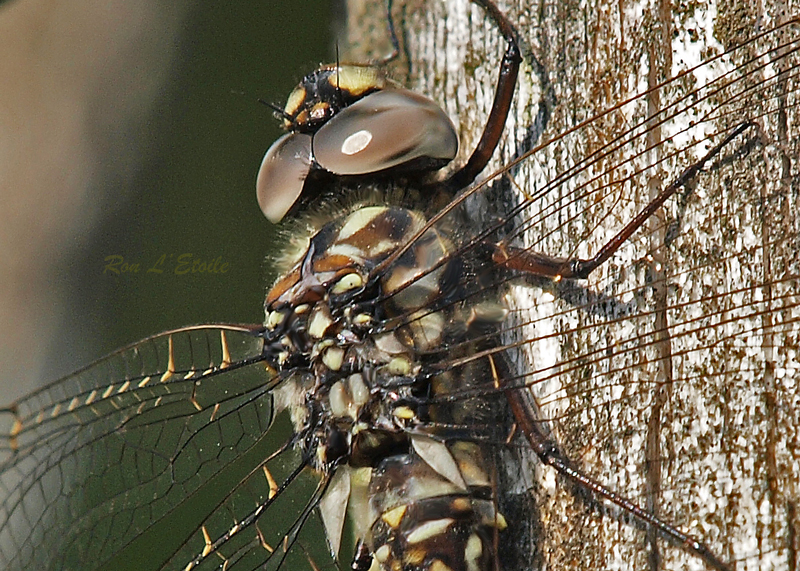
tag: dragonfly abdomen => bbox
[367,450,507,571]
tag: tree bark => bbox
[344,1,799,570]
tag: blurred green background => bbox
[0,0,335,399]
[0,3,341,566]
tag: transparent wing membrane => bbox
[392,12,800,570]
[0,327,277,570]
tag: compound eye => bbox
[257,132,313,223]
[312,89,458,176]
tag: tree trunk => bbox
[344,1,799,570]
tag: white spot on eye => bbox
[341,129,373,155]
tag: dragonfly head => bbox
[257,65,459,224]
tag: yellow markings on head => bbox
[332,65,385,94]
[406,518,454,545]
[310,102,331,122]
[284,86,307,119]
[381,504,408,528]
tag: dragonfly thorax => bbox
[264,205,459,470]
[262,204,516,571]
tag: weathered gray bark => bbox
[344,1,799,570]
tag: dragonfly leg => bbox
[494,121,755,280]
[443,0,522,192]
[489,354,733,571]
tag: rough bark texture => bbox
[344,1,798,570]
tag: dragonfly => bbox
[1,0,798,570]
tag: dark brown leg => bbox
[494,121,754,280]
[376,0,401,65]
[489,354,733,571]
[443,0,522,192]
